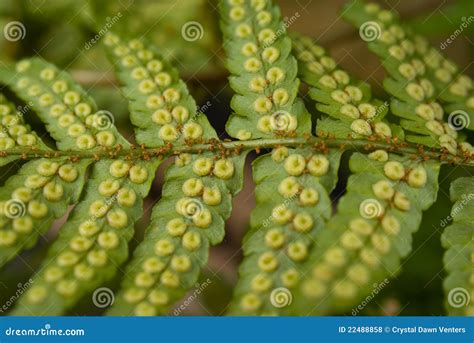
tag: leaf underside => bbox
[441,177,474,316]
[0,0,471,318]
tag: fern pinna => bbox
[0,0,472,317]
[442,177,474,316]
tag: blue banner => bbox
[0,316,472,342]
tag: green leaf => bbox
[2,58,163,315]
[292,34,400,141]
[0,0,471,319]
[0,158,90,267]
[101,34,251,316]
[103,33,218,146]
[289,151,440,314]
[219,0,311,140]
[0,58,129,151]
[228,147,341,315]
[11,158,160,315]
[343,0,474,155]
[441,176,474,316]
[107,152,248,315]
[0,93,50,166]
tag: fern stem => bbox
[1,137,472,166]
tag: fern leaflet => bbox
[292,33,404,141]
[441,177,474,316]
[292,151,440,314]
[343,1,474,155]
[0,94,50,166]
[103,33,217,146]
[1,59,161,315]
[219,0,311,140]
[108,152,247,315]
[229,147,341,315]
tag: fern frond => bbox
[0,58,117,267]
[99,33,248,315]
[0,0,470,319]
[0,56,134,268]
[103,33,218,146]
[0,58,128,150]
[0,93,50,166]
[0,58,163,315]
[343,1,474,155]
[292,34,403,141]
[228,147,341,315]
[107,152,247,315]
[219,0,311,140]
[11,158,159,315]
[442,176,474,316]
[0,158,90,267]
[219,0,332,316]
[291,151,440,314]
